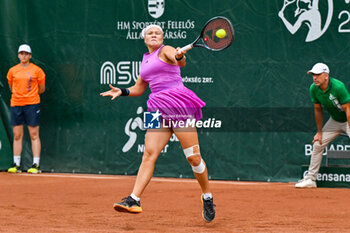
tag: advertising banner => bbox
[301,165,350,188]
[0,0,350,181]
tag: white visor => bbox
[141,24,163,38]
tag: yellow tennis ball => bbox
[216,29,226,39]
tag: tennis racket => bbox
[179,16,234,52]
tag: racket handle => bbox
[179,44,193,53]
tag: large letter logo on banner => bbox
[148,0,165,19]
[100,62,116,84]
[278,0,333,42]
[100,61,141,85]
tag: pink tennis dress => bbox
[139,45,205,121]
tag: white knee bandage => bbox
[192,159,206,174]
[183,145,200,158]
[183,145,205,174]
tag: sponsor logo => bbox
[122,106,178,153]
[114,1,194,40]
[116,20,194,40]
[303,170,350,182]
[304,144,350,156]
[278,0,333,42]
[182,76,214,84]
[100,61,214,86]
[100,61,141,85]
[122,106,145,152]
[100,62,116,84]
[148,0,165,19]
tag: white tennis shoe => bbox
[295,178,317,188]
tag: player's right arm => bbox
[128,75,148,97]
[159,45,187,67]
[312,103,323,145]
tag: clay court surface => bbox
[0,173,349,233]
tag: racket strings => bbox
[202,18,234,50]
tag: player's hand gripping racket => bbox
[179,16,234,53]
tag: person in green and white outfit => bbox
[296,63,350,188]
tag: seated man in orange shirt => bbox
[7,44,46,174]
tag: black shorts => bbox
[11,104,40,126]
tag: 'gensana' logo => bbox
[303,170,350,182]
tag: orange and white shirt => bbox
[7,63,45,107]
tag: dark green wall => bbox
[1,0,350,181]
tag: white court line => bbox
[17,173,285,186]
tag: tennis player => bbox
[100,24,215,222]
[296,63,350,188]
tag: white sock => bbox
[13,156,21,166]
[33,157,40,165]
[202,193,212,200]
[130,193,140,201]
